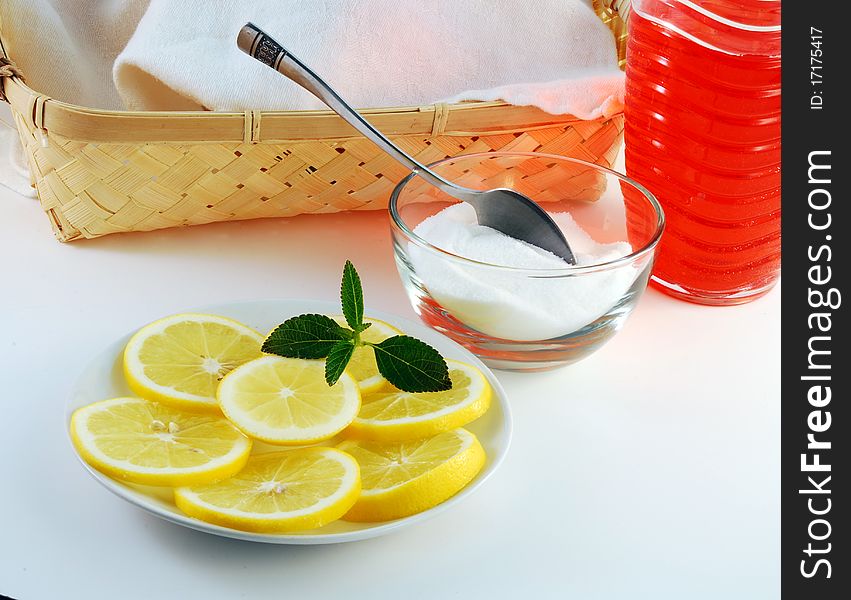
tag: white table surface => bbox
[0,159,780,599]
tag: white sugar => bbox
[410,203,638,340]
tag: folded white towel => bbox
[1,0,148,193]
[0,0,150,111]
[0,0,624,193]
[443,73,625,121]
[113,0,623,118]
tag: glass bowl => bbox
[389,152,664,371]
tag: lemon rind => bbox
[356,373,387,394]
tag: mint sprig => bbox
[262,261,451,392]
[340,260,367,332]
[325,339,356,387]
[372,336,454,394]
[262,313,346,358]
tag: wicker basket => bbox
[0,2,628,242]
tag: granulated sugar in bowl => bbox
[411,203,634,341]
[389,152,664,371]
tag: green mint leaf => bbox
[325,339,356,386]
[340,260,364,331]
[372,335,451,393]
[262,314,346,359]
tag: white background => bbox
[0,138,779,599]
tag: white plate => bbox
[66,299,512,544]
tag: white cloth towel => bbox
[113,0,624,119]
[0,0,624,193]
[0,112,34,197]
[1,0,151,111]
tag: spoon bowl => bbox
[459,187,577,263]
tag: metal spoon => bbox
[237,22,576,264]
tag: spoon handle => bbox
[237,23,454,193]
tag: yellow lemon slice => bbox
[337,428,485,522]
[344,360,491,441]
[70,397,251,486]
[124,313,264,412]
[174,447,361,532]
[331,315,402,394]
[217,356,361,445]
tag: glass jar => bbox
[624,0,781,304]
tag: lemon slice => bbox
[344,360,491,441]
[337,428,485,522]
[331,315,402,394]
[70,397,252,486]
[124,313,264,411]
[218,356,361,445]
[174,447,361,532]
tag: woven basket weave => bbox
[1,2,628,242]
